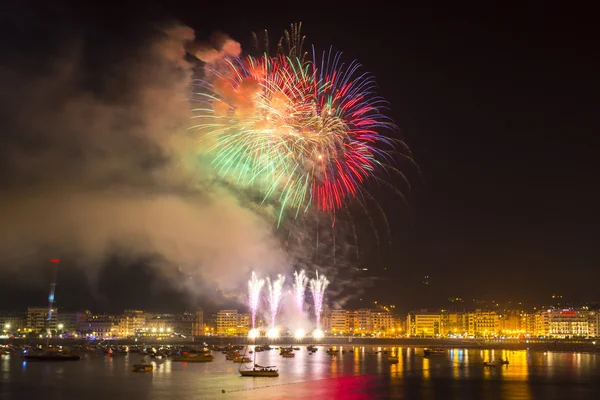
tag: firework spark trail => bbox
[266,274,286,328]
[293,270,308,313]
[248,271,265,329]
[309,270,329,328]
[191,24,402,223]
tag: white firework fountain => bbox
[309,270,330,329]
[293,270,308,314]
[248,271,265,329]
[266,274,286,329]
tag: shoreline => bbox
[3,336,600,354]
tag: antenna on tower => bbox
[47,259,59,347]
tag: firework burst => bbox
[191,24,395,224]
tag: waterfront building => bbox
[320,310,332,332]
[144,313,200,336]
[440,311,468,336]
[534,311,550,337]
[392,314,404,336]
[406,311,441,337]
[79,314,119,338]
[370,309,393,335]
[237,313,251,335]
[121,309,145,336]
[0,314,26,333]
[498,311,526,337]
[468,309,499,337]
[216,310,239,335]
[57,312,77,332]
[588,311,599,337]
[548,309,596,338]
[355,309,372,333]
[27,307,57,332]
[524,313,536,336]
[192,309,204,336]
[346,310,357,333]
[330,310,348,334]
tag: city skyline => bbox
[3,303,600,341]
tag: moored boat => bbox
[240,364,279,377]
[423,348,445,356]
[132,364,153,372]
[24,353,81,361]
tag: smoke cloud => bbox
[0,13,286,309]
[188,32,241,63]
[0,7,377,314]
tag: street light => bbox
[4,323,10,330]
[58,324,64,331]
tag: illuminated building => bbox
[27,307,57,332]
[588,311,599,337]
[346,310,357,332]
[440,311,468,336]
[547,309,597,338]
[330,310,349,334]
[121,309,146,336]
[524,313,536,336]
[406,311,441,337]
[217,310,239,335]
[0,314,25,331]
[237,313,251,334]
[355,309,372,332]
[370,309,393,334]
[467,309,499,337]
[392,314,404,336]
[498,311,526,337]
[534,311,550,337]
[80,314,119,338]
[144,313,197,336]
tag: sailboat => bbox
[239,345,279,377]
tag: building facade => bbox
[216,310,239,335]
[192,309,204,336]
[407,312,441,337]
[0,314,26,333]
[440,312,468,336]
[27,307,57,332]
[548,309,596,338]
[329,310,348,333]
[370,310,393,334]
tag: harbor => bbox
[3,344,600,399]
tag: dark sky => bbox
[1,1,598,314]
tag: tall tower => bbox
[47,259,59,338]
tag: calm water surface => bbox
[2,346,600,399]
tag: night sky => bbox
[0,1,598,314]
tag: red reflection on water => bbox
[326,375,376,400]
[255,375,378,400]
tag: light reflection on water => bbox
[1,346,600,399]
